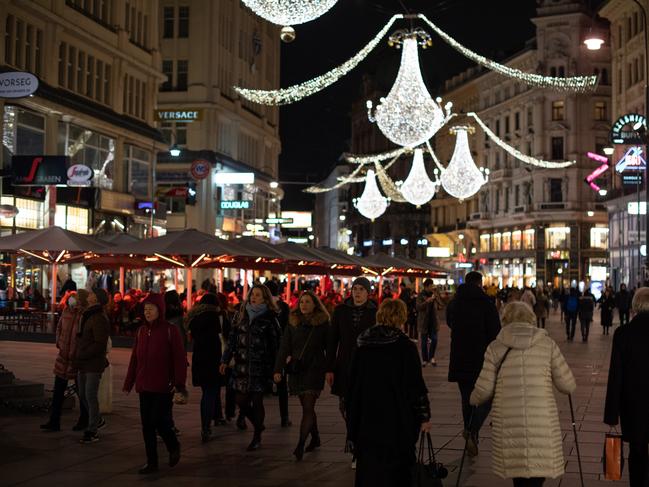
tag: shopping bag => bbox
[602,432,624,480]
[413,432,447,487]
[98,338,113,414]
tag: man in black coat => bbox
[605,287,649,487]
[615,283,632,326]
[326,277,377,418]
[446,271,501,457]
[264,280,291,427]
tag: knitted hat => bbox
[91,288,109,307]
[352,277,372,294]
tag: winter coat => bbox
[446,284,501,383]
[274,308,329,395]
[187,303,229,387]
[470,322,576,479]
[615,290,631,312]
[346,325,430,486]
[167,314,187,350]
[74,305,110,373]
[533,293,549,320]
[578,294,595,322]
[53,307,82,380]
[415,291,439,334]
[123,317,187,394]
[598,294,615,327]
[222,308,281,394]
[604,312,649,444]
[326,298,377,397]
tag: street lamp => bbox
[270,181,279,189]
[584,28,605,50]
[169,144,181,157]
[603,146,615,156]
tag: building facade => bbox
[156,0,282,239]
[431,0,612,289]
[314,164,350,250]
[600,0,648,289]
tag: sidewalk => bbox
[0,311,624,487]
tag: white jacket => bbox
[470,322,576,479]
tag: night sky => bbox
[277,0,540,210]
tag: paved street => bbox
[0,310,627,487]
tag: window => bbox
[176,60,188,91]
[160,122,187,147]
[549,178,563,202]
[515,112,520,130]
[590,227,609,249]
[618,69,622,93]
[495,189,500,213]
[523,229,535,249]
[495,119,500,136]
[4,15,43,74]
[55,205,89,234]
[551,137,564,160]
[126,1,148,47]
[505,116,510,134]
[502,232,511,251]
[594,101,607,121]
[3,106,45,157]
[126,145,151,198]
[163,7,174,38]
[550,67,557,77]
[178,6,189,37]
[122,75,147,119]
[527,106,533,127]
[480,234,491,252]
[161,60,173,91]
[515,185,520,206]
[545,226,570,249]
[492,233,502,251]
[58,43,66,86]
[66,0,113,27]
[558,66,565,77]
[512,230,522,250]
[552,100,564,121]
[601,68,609,85]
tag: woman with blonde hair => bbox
[220,284,281,451]
[470,301,576,487]
[346,298,431,487]
[274,291,330,460]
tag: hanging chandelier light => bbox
[367,30,453,148]
[241,0,338,41]
[399,148,439,207]
[353,169,389,220]
[440,126,488,201]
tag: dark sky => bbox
[277,0,539,210]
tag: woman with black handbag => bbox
[273,291,330,461]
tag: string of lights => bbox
[234,15,402,105]
[343,147,408,164]
[425,140,447,172]
[303,161,368,193]
[418,15,598,93]
[374,156,408,202]
[468,112,576,168]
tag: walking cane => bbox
[568,394,585,487]
[455,407,474,487]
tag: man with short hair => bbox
[615,283,631,326]
[446,271,500,457]
[416,279,439,366]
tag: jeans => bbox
[77,371,102,434]
[619,309,630,326]
[629,442,649,487]
[458,381,491,437]
[536,317,546,329]
[200,385,218,433]
[139,392,179,466]
[420,328,438,362]
[50,376,88,427]
[565,313,577,339]
[277,372,290,421]
[579,318,591,341]
[513,478,545,487]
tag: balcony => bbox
[470,212,492,221]
[489,168,512,180]
[513,205,527,213]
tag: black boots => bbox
[305,431,321,452]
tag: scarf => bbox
[246,302,268,323]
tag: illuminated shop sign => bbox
[220,200,251,210]
[615,146,646,173]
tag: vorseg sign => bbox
[154,109,203,122]
[0,72,39,98]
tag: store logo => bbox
[220,200,251,210]
[190,159,210,180]
[25,157,43,183]
[12,155,68,185]
[67,164,93,186]
[616,146,646,173]
[0,72,39,98]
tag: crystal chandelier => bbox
[440,126,488,201]
[353,169,389,220]
[367,30,453,148]
[241,0,338,28]
[399,149,439,207]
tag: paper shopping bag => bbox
[602,432,624,480]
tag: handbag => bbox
[285,326,314,375]
[413,432,448,487]
[602,430,624,480]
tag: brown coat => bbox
[53,307,82,380]
[74,305,110,373]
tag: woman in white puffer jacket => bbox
[470,301,576,487]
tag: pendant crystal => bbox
[440,127,486,201]
[400,149,438,206]
[241,0,338,26]
[354,169,389,220]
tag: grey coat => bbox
[416,291,439,334]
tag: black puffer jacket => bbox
[222,307,281,394]
[187,303,230,387]
[326,298,377,397]
[446,283,501,383]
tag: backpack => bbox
[566,295,578,313]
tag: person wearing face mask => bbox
[41,290,89,432]
[220,284,281,451]
[123,293,187,475]
[273,291,330,461]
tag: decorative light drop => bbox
[400,149,438,207]
[353,169,389,220]
[440,126,487,201]
[241,0,338,27]
[367,34,453,148]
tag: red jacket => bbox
[124,317,187,394]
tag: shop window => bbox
[545,226,570,249]
[590,227,609,249]
[480,234,491,252]
[502,232,511,251]
[512,230,522,250]
[523,229,535,249]
[3,106,45,157]
[492,233,502,252]
[55,205,89,234]
[14,198,44,229]
[126,145,151,199]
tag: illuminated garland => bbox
[374,157,408,202]
[234,15,402,105]
[343,147,408,164]
[304,162,368,193]
[468,112,576,168]
[418,14,597,92]
[425,140,447,172]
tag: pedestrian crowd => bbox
[38,272,649,487]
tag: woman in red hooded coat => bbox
[123,293,187,475]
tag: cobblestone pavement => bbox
[0,310,628,486]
